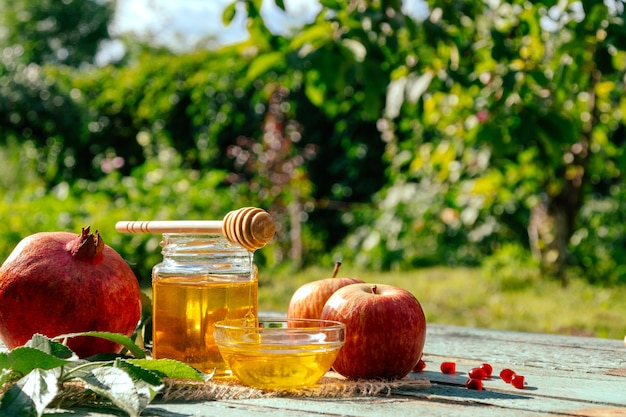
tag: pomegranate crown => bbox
[68,226,105,260]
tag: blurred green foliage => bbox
[0,0,625,287]
[0,0,113,67]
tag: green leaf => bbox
[340,39,367,62]
[222,1,238,26]
[319,0,342,7]
[114,359,163,387]
[58,360,105,381]
[246,51,285,81]
[289,23,333,52]
[3,348,69,376]
[385,76,407,119]
[406,72,433,104]
[53,331,145,359]
[127,358,212,381]
[129,292,153,351]
[248,0,263,18]
[113,360,163,408]
[24,334,75,360]
[79,367,144,417]
[274,0,286,11]
[0,352,9,371]
[0,368,59,417]
[304,69,326,107]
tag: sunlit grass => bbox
[257,265,626,340]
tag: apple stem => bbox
[332,261,342,278]
[371,284,377,294]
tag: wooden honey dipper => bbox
[115,207,275,252]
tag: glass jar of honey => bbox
[151,233,257,377]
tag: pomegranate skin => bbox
[0,228,142,357]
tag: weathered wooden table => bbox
[5,324,626,416]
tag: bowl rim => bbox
[214,317,346,332]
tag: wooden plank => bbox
[61,391,626,417]
[424,325,625,374]
[3,324,625,416]
[421,324,626,410]
[420,361,624,404]
[399,376,626,416]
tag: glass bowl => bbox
[214,317,345,390]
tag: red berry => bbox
[500,368,515,383]
[511,374,525,389]
[480,363,493,377]
[468,367,486,380]
[465,378,483,390]
[440,362,456,374]
[413,359,426,372]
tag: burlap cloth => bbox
[51,372,430,407]
[161,371,430,401]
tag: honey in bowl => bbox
[214,318,345,390]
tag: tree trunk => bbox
[528,67,598,283]
[528,181,583,284]
[527,136,591,284]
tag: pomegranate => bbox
[0,227,141,357]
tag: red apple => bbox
[287,262,364,320]
[321,283,426,380]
